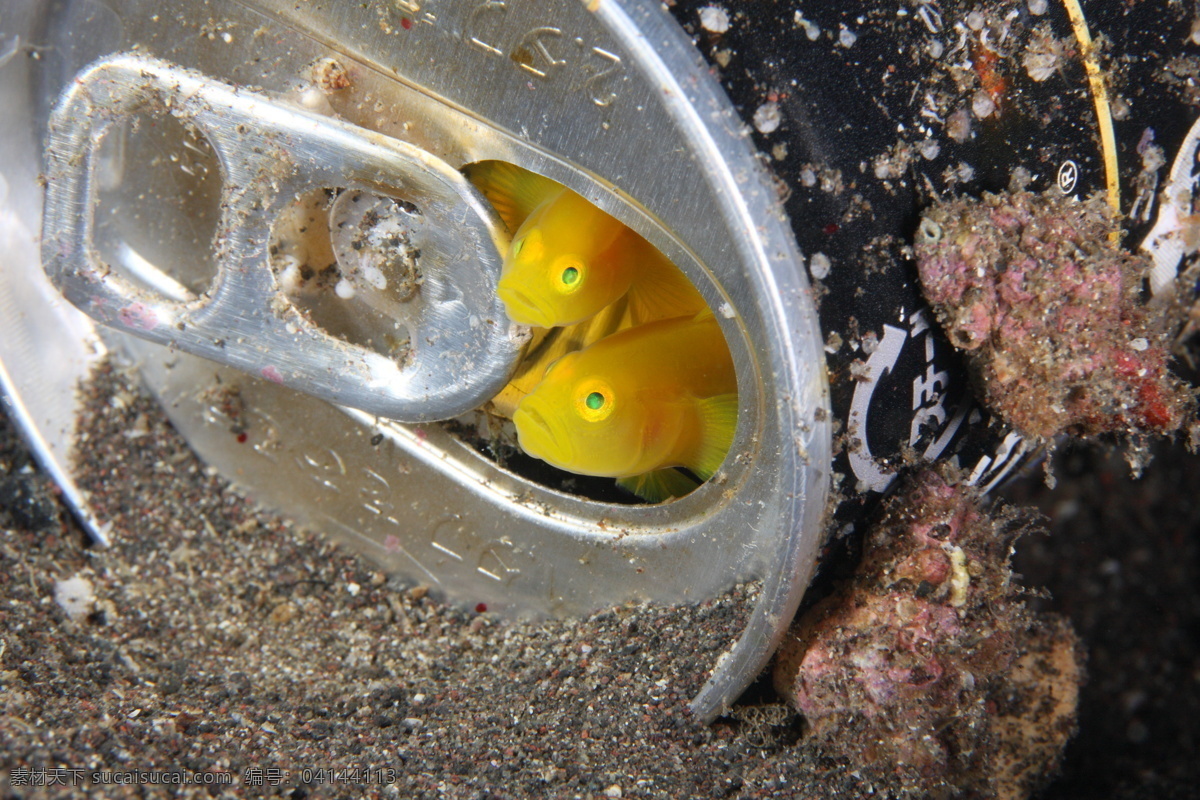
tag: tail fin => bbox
[692,393,739,480]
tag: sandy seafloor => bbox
[0,361,1198,800]
[4,2,1198,798]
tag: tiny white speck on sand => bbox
[753,101,782,134]
[809,252,832,280]
[54,575,95,621]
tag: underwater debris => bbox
[774,470,1082,799]
[914,189,1194,442]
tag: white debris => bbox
[335,279,356,299]
[824,331,844,354]
[276,255,304,293]
[361,264,388,291]
[917,3,944,34]
[1009,166,1034,192]
[919,139,941,161]
[793,11,820,40]
[1141,144,1166,172]
[861,330,880,355]
[1130,337,1150,352]
[753,101,782,134]
[971,89,996,119]
[946,107,973,143]
[1024,51,1058,82]
[1023,27,1065,82]
[54,575,95,621]
[838,24,857,48]
[1028,0,1048,15]
[718,302,736,319]
[699,6,730,34]
[809,252,832,280]
[295,86,333,115]
[948,546,969,607]
[1111,95,1131,121]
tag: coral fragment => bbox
[914,190,1193,441]
[774,470,1083,798]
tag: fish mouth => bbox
[497,281,554,327]
[513,400,575,469]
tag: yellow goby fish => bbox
[465,160,706,329]
[512,311,739,502]
[487,296,633,418]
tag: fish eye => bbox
[576,381,614,421]
[918,218,943,244]
[552,257,585,295]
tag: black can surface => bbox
[668,0,1198,524]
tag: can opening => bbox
[269,188,421,364]
[458,159,740,505]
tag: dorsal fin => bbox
[463,160,563,232]
[487,297,634,418]
[621,237,708,325]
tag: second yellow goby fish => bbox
[465,160,705,329]
[512,311,739,503]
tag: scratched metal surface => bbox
[8,0,1196,727]
[0,0,112,543]
[3,0,831,720]
[42,54,529,422]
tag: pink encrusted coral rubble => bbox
[914,190,1193,440]
[774,470,1082,800]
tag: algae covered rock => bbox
[914,190,1192,441]
[774,470,1082,799]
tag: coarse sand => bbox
[1,353,1198,799]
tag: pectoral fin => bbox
[617,468,701,503]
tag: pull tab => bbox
[41,53,524,422]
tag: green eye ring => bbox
[552,258,585,295]
[577,381,615,421]
[511,237,525,257]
